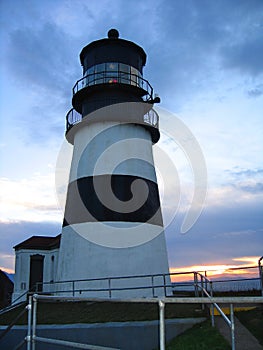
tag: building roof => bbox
[14,234,61,251]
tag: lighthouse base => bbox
[55,223,171,298]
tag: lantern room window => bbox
[83,62,142,87]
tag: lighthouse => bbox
[56,29,171,297]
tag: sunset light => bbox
[0,1,262,293]
[169,256,260,282]
[0,266,14,275]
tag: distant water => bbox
[173,278,261,292]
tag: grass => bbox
[235,305,263,345]
[166,320,231,350]
[0,301,207,325]
[212,289,261,297]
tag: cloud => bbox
[247,85,263,98]
[3,19,80,142]
[226,168,263,178]
[220,168,263,194]
[166,224,262,269]
[0,0,262,276]
[0,220,61,272]
[146,0,263,110]
[221,36,263,76]
[170,255,260,278]
[165,194,263,268]
[0,175,62,223]
[6,23,77,93]
[236,182,263,194]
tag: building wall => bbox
[12,248,59,303]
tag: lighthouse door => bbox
[29,254,44,292]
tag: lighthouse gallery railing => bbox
[72,69,154,100]
[66,107,159,132]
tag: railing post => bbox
[26,295,32,350]
[159,300,165,350]
[259,256,263,296]
[72,281,75,297]
[201,275,205,310]
[210,281,215,327]
[163,274,167,297]
[32,295,38,350]
[230,303,235,350]
[151,275,155,297]
[194,272,198,297]
[108,278,112,298]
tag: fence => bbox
[72,70,154,101]
[1,259,262,349]
[65,106,159,132]
[9,262,263,307]
[8,294,263,350]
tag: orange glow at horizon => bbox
[1,256,261,280]
[0,266,14,275]
[169,256,260,282]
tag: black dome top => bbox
[79,29,147,72]
[108,29,119,39]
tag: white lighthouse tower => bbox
[56,29,170,297]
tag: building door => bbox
[29,254,44,292]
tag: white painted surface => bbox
[69,122,157,183]
[56,225,170,298]
[12,248,59,303]
[57,118,171,298]
[66,222,163,248]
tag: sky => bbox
[0,0,262,279]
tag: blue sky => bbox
[0,0,262,275]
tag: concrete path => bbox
[215,316,263,350]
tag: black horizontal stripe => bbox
[63,175,163,227]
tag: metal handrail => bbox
[36,273,172,299]
[192,272,262,350]
[40,271,172,285]
[72,70,154,100]
[65,107,159,132]
[66,108,81,131]
[4,268,262,349]
[143,109,159,128]
[9,267,262,308]
[259,256,263,296]
[6,290,29,311]
[7,282,45,310]
[0,303,28,341]
[193,271,263,350]
[0,301,25,316]
[28,294,263,350]
[34,269,262,297]
[31,294,263,303]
